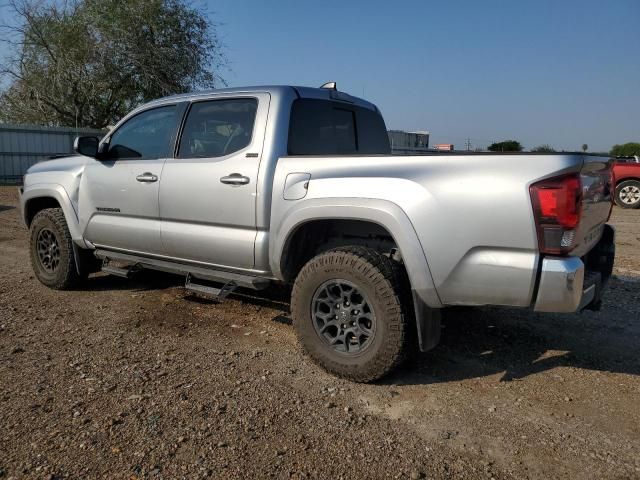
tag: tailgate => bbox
[573,155,613,257]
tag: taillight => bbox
[530,173,582,255]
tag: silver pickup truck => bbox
[19,84,615,382]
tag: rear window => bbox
[288,99,390,155]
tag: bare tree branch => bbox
[0,0,226,127]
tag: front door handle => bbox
[136,172,158,183]
[220,173,250,185]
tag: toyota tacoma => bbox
[19,84,616,382]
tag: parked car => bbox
[613,156,640,208]
[18,84,615,382]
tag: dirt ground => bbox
[0,185,639,480]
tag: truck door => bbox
[159,93,270,269]
[78,104,182,254]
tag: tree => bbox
[0,0,225,128]
[531,144,556,153]
[487,140,523,152]
[611,142,640,157]
[582,144,588,152]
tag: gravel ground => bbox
[0,186,639,480]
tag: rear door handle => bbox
[220,173,250,185]
[136,172,158,183]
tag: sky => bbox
[1,0,639,152]
[205,0,640,152]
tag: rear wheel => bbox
[291,246,412,382]
[29,208,84,289]
[614,180,640,209]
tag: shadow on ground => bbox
[82,269,185,293]
[389,295,640,385]
[81,270,640,384]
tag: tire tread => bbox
[29,208,82,290]
[291,245,413,383]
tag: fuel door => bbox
[283,173,311,200]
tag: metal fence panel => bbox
[0,124,104,184]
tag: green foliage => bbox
[487,140,523,152]
[610,142,640,157]
[582,144,588,152]
[531,144,556,153]
[0,0,225,128]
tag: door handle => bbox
[220,173,250,185]
[136,172,158,183]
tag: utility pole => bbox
[465,138,472,151]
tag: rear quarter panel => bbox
[271,153,585,307]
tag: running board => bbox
[185,274,237,302]
[94,249,271,290]
[101,257,138,278]
[102,264,132,278]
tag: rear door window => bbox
[178,98,258,158]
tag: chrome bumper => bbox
[534,225,615,313]
[534,257,586,312]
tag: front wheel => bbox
[291,246,412,383]
[29,208,84,289]
[614,180,640,209]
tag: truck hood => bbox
[27,155,89,175]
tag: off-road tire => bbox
[29,208,84,290]
[291,246,412,382]
[614,179,640,209]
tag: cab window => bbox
[178,98,258,158]
[106,105,178,160]
[288,98,390,155]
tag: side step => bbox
[94,249,271,290]
[185,273,237,302]
[101,257,138,278]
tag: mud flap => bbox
[72,243,100,277]
[412,291,442,352]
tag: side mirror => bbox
[74,136,100,157]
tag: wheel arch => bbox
[21,184,89,256]
[616,176,640,186]
[279,218,396,283]
[270,198,443,351]
[24,196,62,227]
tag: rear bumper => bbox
[534,224,615,313]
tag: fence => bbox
[0,124,105,184]
[1,124,436,184]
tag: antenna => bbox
[320,82,337,90]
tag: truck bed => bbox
[272,152,612,308]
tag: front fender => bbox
[270,197,442,309]
[20,183,87,248]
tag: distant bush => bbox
[488,140,523,152]
[611,143,640,157]
[531,144,556,153]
